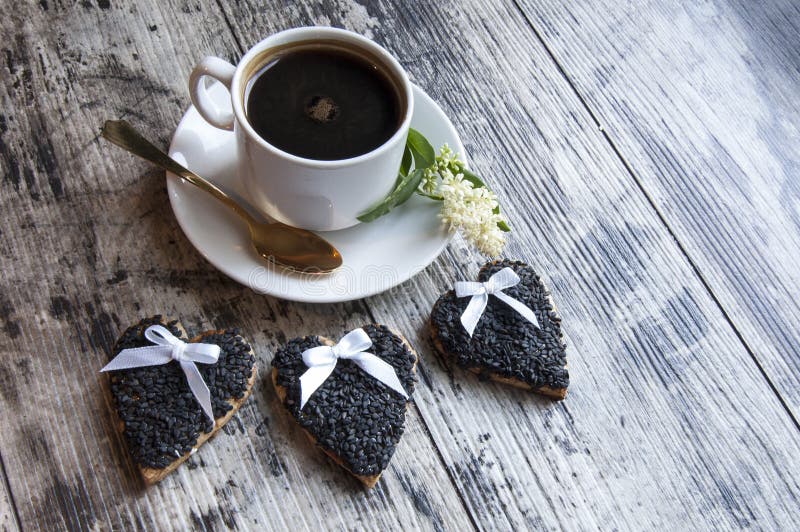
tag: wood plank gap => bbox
[0,451,23,532]
[509,0,800,434]
[213,0,246,55]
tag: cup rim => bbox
[230,26,414,169]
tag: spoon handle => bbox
[101,120,254,223]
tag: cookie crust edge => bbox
[429,300,567,400]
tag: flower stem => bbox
[417,191,444,201]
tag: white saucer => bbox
[167,82,463,303]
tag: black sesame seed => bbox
[272,324,416,477]
[107,316,254,469]
[430,259,569,391]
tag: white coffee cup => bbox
[189,27,414,231]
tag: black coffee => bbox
[245,45,402,161]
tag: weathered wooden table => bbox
[2,0,799,530]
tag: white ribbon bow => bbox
[455,267,540,337]
[100,325,220,424]
[299,328,409,410]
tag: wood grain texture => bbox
[214,0,800,529]
[0,1,471,530]
[516,0,800,417]
[355,0,800,527]
[217,0,800,528]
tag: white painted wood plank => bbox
[517,0,800,417]
[212,0,800,528]
[0,457,19,532]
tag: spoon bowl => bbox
[248,221,342,272]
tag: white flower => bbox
[419,144,465,194]
[439,172,506,256]
[421,167,439,194]
[412,144,508,256]
[436,144,463,173]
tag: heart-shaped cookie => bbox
[106,315,256,484]
[430,259,569,399]
[271,324,417,488]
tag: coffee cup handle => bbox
[189,56,237,131]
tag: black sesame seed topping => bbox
[272,324,417,477]
[107,316,255,469]
[431,260,569,391]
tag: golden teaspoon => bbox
[101,120,342,273]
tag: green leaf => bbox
[358,130,512,231]
[357,196,392,222]
[393,168,425,206]
[407,128,435,169]
[357,169,425,223]
[418,191,444,201]
[399,145,412,177]
[357,194,395,223]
